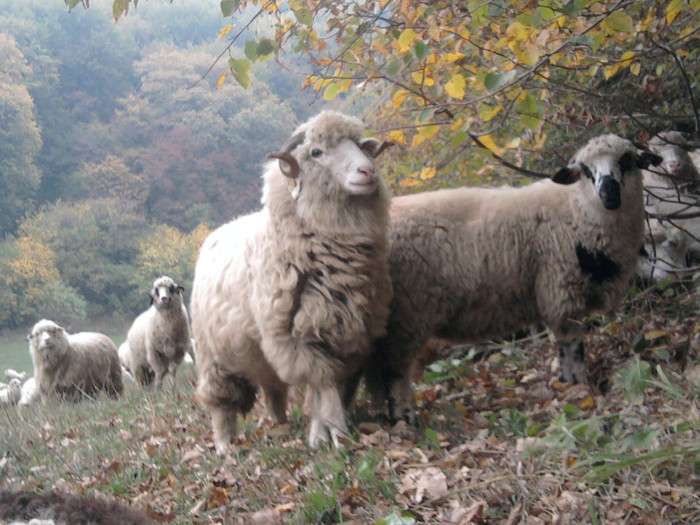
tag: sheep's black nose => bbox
[598,176,620,210]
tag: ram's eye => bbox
[310,148,323,158]
[169,285,176,294]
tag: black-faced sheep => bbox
[190,110,393,452]
[361,134,662,422]
[125,276,193,389]
[28,319,123,402]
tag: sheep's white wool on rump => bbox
[362,134,662,422]
[125,275,193,389]
[191,110,393,452]
[28,319,123,402]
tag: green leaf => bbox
[64,0,82,10]
[244,40,258,61]
[417,108,434,124]
[602,11,633,34]
[112,0,129,20]
[561,1,580,18]
[484,70,516,92]
[323,82,340,101]
[256,38,275,59]
[228,58,250,88]
[293,7,313,27]
[413,41,432,61]
[386,59,402,76]
[220,0,240,17]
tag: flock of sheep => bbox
[2,110,699,456]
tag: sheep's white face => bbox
[28,320,66,366]
[308,137,381,195]
[648,134,692,177]
[150,278,183,311]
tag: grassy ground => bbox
[1,285,700,524]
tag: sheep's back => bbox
[388,181,641,342]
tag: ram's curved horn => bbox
[267,131,305,179]
[267,152,300,179]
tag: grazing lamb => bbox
[0,378,22,405]
[191,110,393,452]
[28,319,123,402]
[361,134,662,422]
[125,276,193,389]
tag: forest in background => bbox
[0,0,343,331]
[1,0,698,333]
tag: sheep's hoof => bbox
[308,418,349,448]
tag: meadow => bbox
[1,287,700,524]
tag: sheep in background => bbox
[28,319,123,402]
[643,131,699,193]
[640,131,700,280]
[361,134,662,423]
[19,376,38,406]
[0,378,22,405]
[191,110,393,452]
[4,369,26,382]
[125,276,193,389]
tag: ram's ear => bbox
[360,137,394,158]
[552,166,581,185]
[637,151,663,169]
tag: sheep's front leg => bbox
[210,407,238,454]
[262,383,288,424]
[308,386,349,448]
[557,338,588,385]
[388,374,415,424]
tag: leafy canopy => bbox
[93,0,699,188]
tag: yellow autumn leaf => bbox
[445,74,466,99]
[219,25,234,39]
[398,28,417,52]
[620,51,635,65]
[480,104,502,122]
[666,0,684,24]
[440,53,464,66]
[387,129,406,144]
[400,178,421,188]
[604,64,620,79]
[630,62,641,76]
[644,329,668,341]
[479,134,505,156]
[412,134,426,148]
[216,71,227,90]
[411,71,435,86]
[392,89,407,110]
[419,167,436,180]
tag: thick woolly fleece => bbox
[28,319,123,403]
[363,134,655,422]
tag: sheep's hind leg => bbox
[308,386,349,448]
[557,338,588,385]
